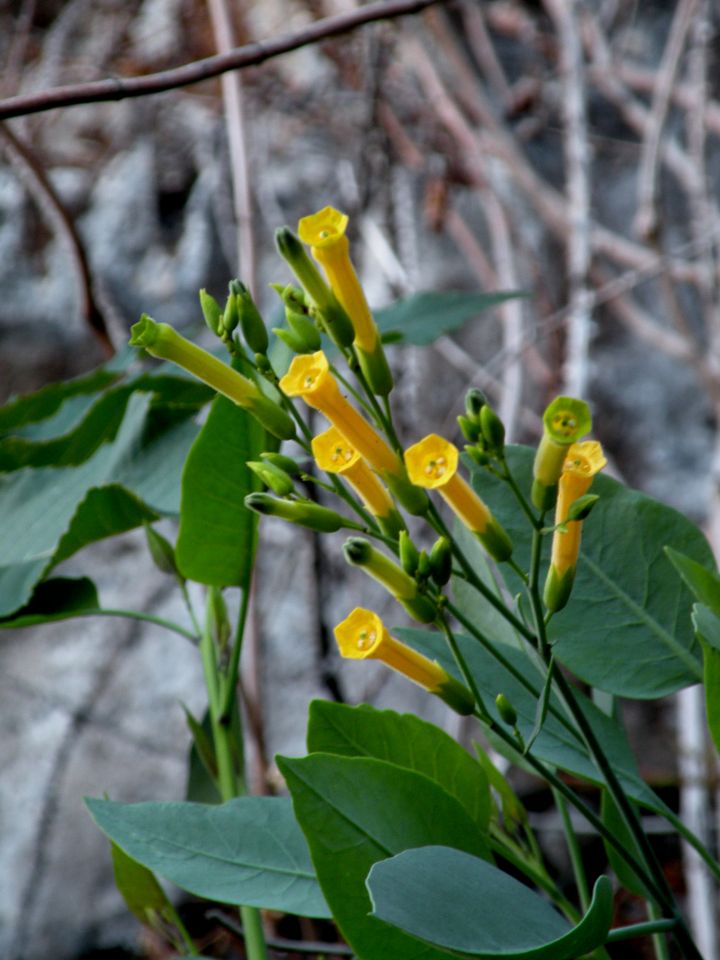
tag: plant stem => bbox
[89,608,199,643]
[606,919,677,943]
[499,455,542,529]
[648,901,673,960]
[553,786,590,911]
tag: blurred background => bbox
[1,1,719,957]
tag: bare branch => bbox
[0,0,446,121]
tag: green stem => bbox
[87,608,199,643]
[427,503,535,641]
[165,901,199,956]
[499,455,542,530]
[606,919,677,943]
[200,590,269,960]
[648,901,672,960]
[553,786,590,911]
[179,580,202,638]
[220,576,254,721]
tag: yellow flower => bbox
[404,434,512,561]
[544,440,606,612]
[532,396,592,510]
[298,207,378,354]
[312,426,396,519]
[279,351,401,475]
[334,607,474,714]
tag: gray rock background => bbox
[1,1,719,957]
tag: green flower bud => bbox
[458,414,482,444]
[465,388,488,420]
[261,452,303,477]
[429,536,453,586]
[343,538,436,623]
[399,530,420,575]
[495,693,518,727]
[480,405,505,454]
[417,550,432,580]
[464,445,491,468]
[222,291,239,334]
[199,289,222,335]
[144,523,181,579]
[247,460,295,497]
[273,326,311,354]
[286,308,322,351]
[245,493,347,532]
[230,279,269,355]
[271,282,309,314]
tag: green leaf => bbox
[86,796,330,919]
[278,753,491,960]
[473,445,710,698]
[307,700,491,832]
[0,577,99,628]
[367,846,613,959]
[110,841,174,925]
[398,627,669,815]
[600,791,648,897]
[0,367,119,435]
[692,604,720,754]
[0,392,198,617]
[374,291,526,346]
[666,548,720,616]
[175,394,264,586]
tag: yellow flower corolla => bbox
[551,440,607,576]
[298,206,379,354]
[312,426,396,518]
[544,440,606,612]
[334,608,474,715]
[279,352,401,475]
[404,434,491,532]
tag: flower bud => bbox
[429,536,453,586]
[199,289,222,335]
[222,290,239,334]
[343,538,436,623]
[285,309,322,352]
[230,279,269,355]
[399,530,420,576]
[480,405,505,454]
[261,452,303,477]
[247,460,295,497]
[495,693,518,728]
[458,415,482,444]
[465,388,488,420]
[244,493,347,532]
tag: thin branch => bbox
[633,0,699,240]
[0,123,114,355]
[544,0,593,399]
[0,0,447,121]
[206,0,256,290]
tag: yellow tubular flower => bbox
[404,434,512,562]
[312,426,395,519]
[298,207,378,353]
[544,440,607,612]
[279,352,401,475]
[334,608,474,715]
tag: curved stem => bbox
[89,608,199,643]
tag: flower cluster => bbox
[129,205,606,713]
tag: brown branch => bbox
[0,0,447,121]
[0,123,114,355]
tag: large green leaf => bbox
[307,700,491,832]
[398,627,668,815]
[692,604,720,754]
[0,577,99,628]
[175,394,264,586]
[278,753,491,960]
[86,796,330,919]
[471,445,709,698]
[374,291,526,346]
[367,847,612,959]
[666,548,720,615]
[0,367,118,435]
[0,393,198,617]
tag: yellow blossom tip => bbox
[404,434,459,490]
[334,607,385,660]
[298,206,349,248]
[312,426,359,473]
[562,441,607,479]
[278,351,330,398]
